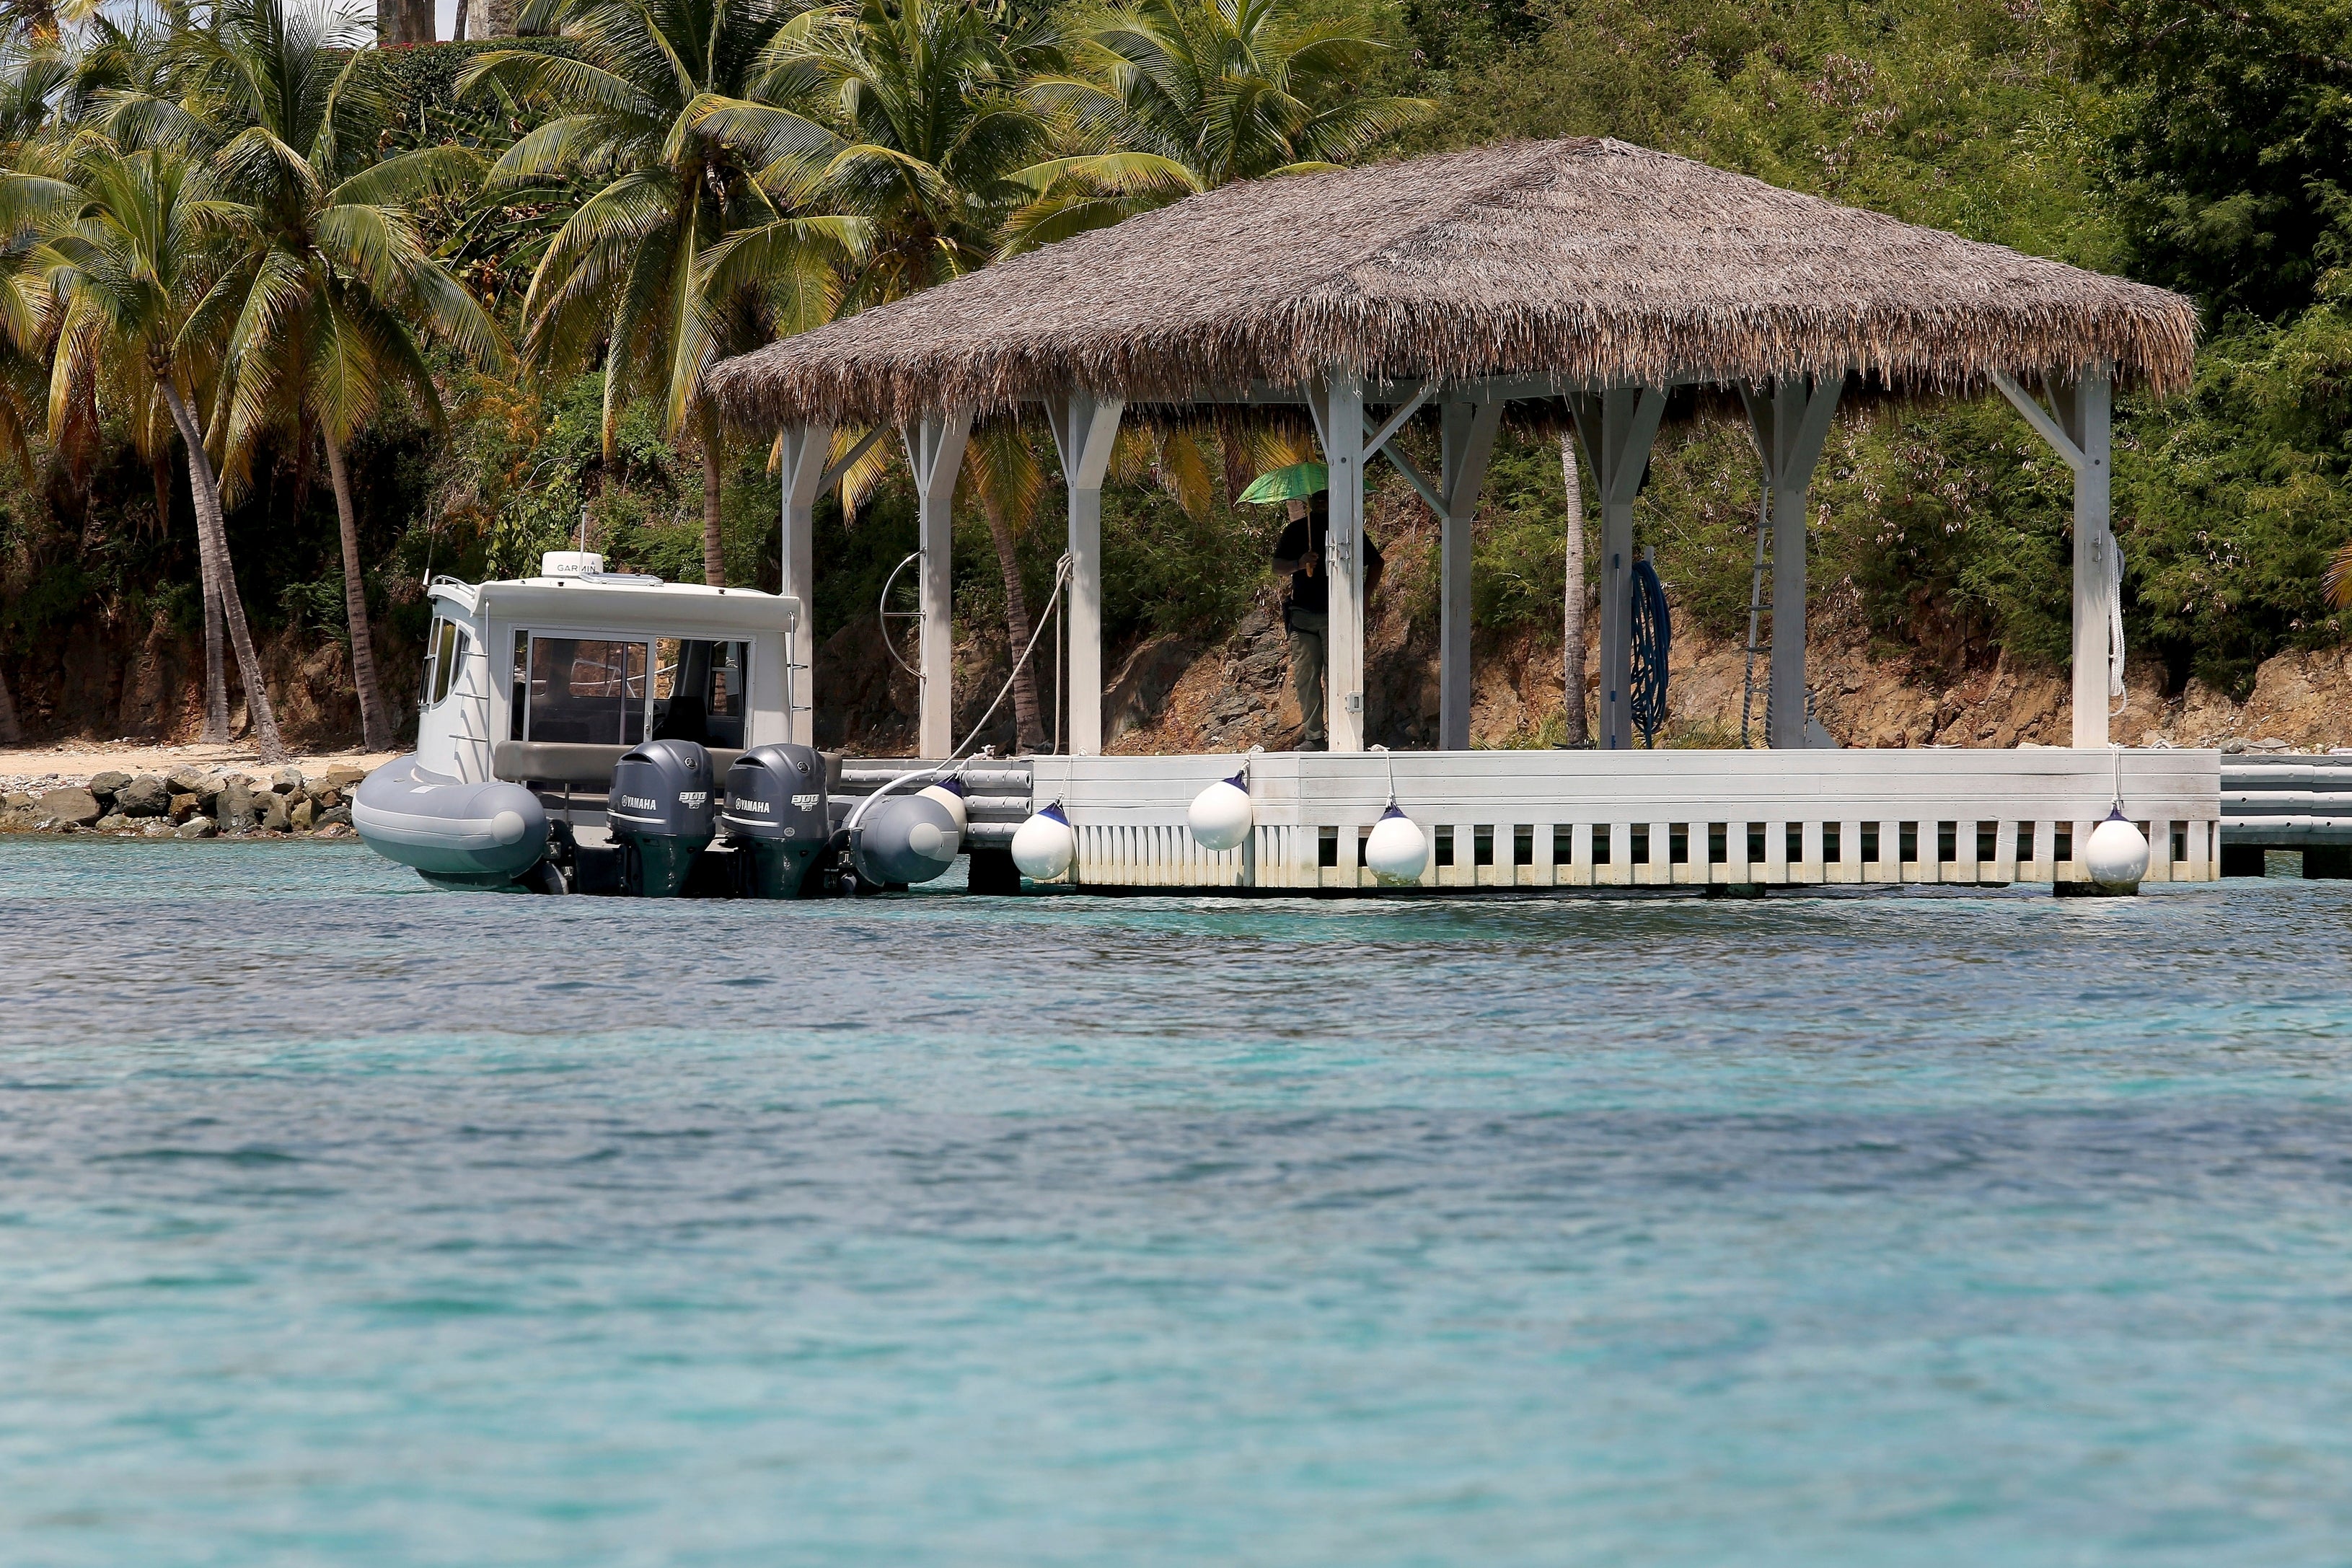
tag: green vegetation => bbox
[0,0,2343,749]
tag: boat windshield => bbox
[653,638,750,749]
[511,633,752,748]
[523,637,648,745]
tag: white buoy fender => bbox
[2085,807,2149,888]
[1010,802,1075,881]
[918,776,969,834]
[1188,771,1252,853]
[1363,805,1429,883]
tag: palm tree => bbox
[1011,0,1427,512]
[36,139,290,760]
[1003,0,1429,254]
[144,0,508,752]
[460,0,861,589]
[693,0,1062,737]
[698,0,1057,304]
[0,146,50,748]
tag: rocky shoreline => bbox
[0,762,366,840]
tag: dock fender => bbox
[853,792,959,886]
[1188,769,1252,853]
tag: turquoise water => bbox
[4,841,2350,1566]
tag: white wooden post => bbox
[1316,369,1368,752]
[2064,368,2114,748]
[1437,399,1504,751]
[778,423,832,747]
[1743,375,1842,748]
[903,410,973,759]
[1992,363,2115,749]
[1568,387,1668,749]
[1046,392,1124,756]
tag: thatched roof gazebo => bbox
[712,136,2197,760]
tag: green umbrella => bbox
[1237,461,1327,504]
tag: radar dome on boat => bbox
[539,550,604,578]
[1364,805,1429,883]
[1188,770,1251,853]
[2085,806,2149,889]
[1010,801,1075,882]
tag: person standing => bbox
[1270,493,1383,751]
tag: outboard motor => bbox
[851,788,960,889]
[721,744,830,898]
[608,738,715,897]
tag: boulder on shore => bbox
[88,770,131,801]
[36,787,102,827]
[288,797,315,832]
[259,792,291,832]
[115,773,170,817]
[273,766,305,794]
[315,804,353,827]
[168,791,201,823]
[324,765,367,792]
[175,815,216,840]
[95,813,129,832]
[165,763,216,796]
[218,776,260,829]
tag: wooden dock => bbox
[1026,748,2221,893]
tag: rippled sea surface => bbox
[4,840,2350,1566]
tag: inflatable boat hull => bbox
[354,756,549,886]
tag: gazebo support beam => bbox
[1310,369,1369,752]
[904,410,974,759]
[1994,364,2113,748]
[1437,399,1504,751]
[1743,374,1843,748]
[778,423,834,746]
[1047,392,1124,756]
[1568,386,1668,750]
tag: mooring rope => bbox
[844,553,1075,836]
[1629,555,1672,748]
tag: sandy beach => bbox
[0,741,398,794]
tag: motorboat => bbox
[356,552,837,895]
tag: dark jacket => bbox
[1272,514,1383,618]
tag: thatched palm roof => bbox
[710,137,2197,428]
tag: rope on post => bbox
[1629,552,1672,748]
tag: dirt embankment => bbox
[1092,591,2352,756]
[3,608,420,753]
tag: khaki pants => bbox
[1287,609,1326,749]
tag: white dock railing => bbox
[1028,749,2221,892]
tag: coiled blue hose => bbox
[1629,556,1671,747]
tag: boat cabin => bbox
[414,552,798,805]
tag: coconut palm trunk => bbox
[324,435,392,750]
[195,488,229,741]
[0,663,22,744]
[159,381,287,762]
[1560,432,1588,747]
[700,431,725,587]
[978,493,1043,749]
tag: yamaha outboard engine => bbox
[720,744,829,898]
[608,738,715,897]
